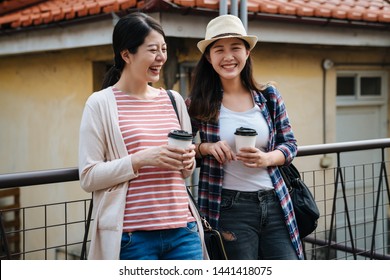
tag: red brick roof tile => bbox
[0,0,389,31]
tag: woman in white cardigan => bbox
[78,12,207,260]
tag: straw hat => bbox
[197,14,258,54]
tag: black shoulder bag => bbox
[186,187,228,260]
[279,164,320,238]
[167,90,228,260]
[264,90,320,238]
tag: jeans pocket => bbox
[120,232,133,249]
[185,221,198,233]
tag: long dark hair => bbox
[101,12,166,89]
[188,40,264,123]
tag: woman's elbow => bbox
[79,170,95,193]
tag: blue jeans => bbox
[219,189,298,260]
[120,222,202,260]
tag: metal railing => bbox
[1,138,389,260]
[298,138,390,260]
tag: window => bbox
[337,76,355,96]
[361,77,381,96]
[337,72,384,100]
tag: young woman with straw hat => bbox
[187,14,303,260]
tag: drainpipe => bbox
[320,59,334,168]
[322,59,333,144]
[219,0,228,15]
[231,0,238,16]
[240,0,248,30]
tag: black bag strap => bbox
[262,89,298,181]
[80,197,93,260]
[186,187,213,231]
[261,88,274,125]
[186,187,203,217]
[167,90,209,223]
[167,90,180,125]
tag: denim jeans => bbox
[219,189,298,260]
[120,222,202,260]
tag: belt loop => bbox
[234,191,240,202]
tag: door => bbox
[335,71,388,259]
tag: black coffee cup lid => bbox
[168,130,193,140]
[234,127,258,136]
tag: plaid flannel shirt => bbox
[188,85,304,259]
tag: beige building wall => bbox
[0,47,112,208]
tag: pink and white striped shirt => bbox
[114,88,194,232]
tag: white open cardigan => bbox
[78,87,208,260]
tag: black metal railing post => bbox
[327,152,357,259]
[369,147,390,259]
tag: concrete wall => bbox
[0,47,111,207]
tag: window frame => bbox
[336,71,387,106]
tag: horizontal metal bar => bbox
[304,236,390,260]
[1,138,390,189]
[0,168,79,189]
[297,138,390,157]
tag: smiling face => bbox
[207,37,250,82]
[125,29,167,84]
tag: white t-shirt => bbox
[219,104,274,191]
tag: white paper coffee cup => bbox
[234,127,258,153]
[167,130,193,149]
